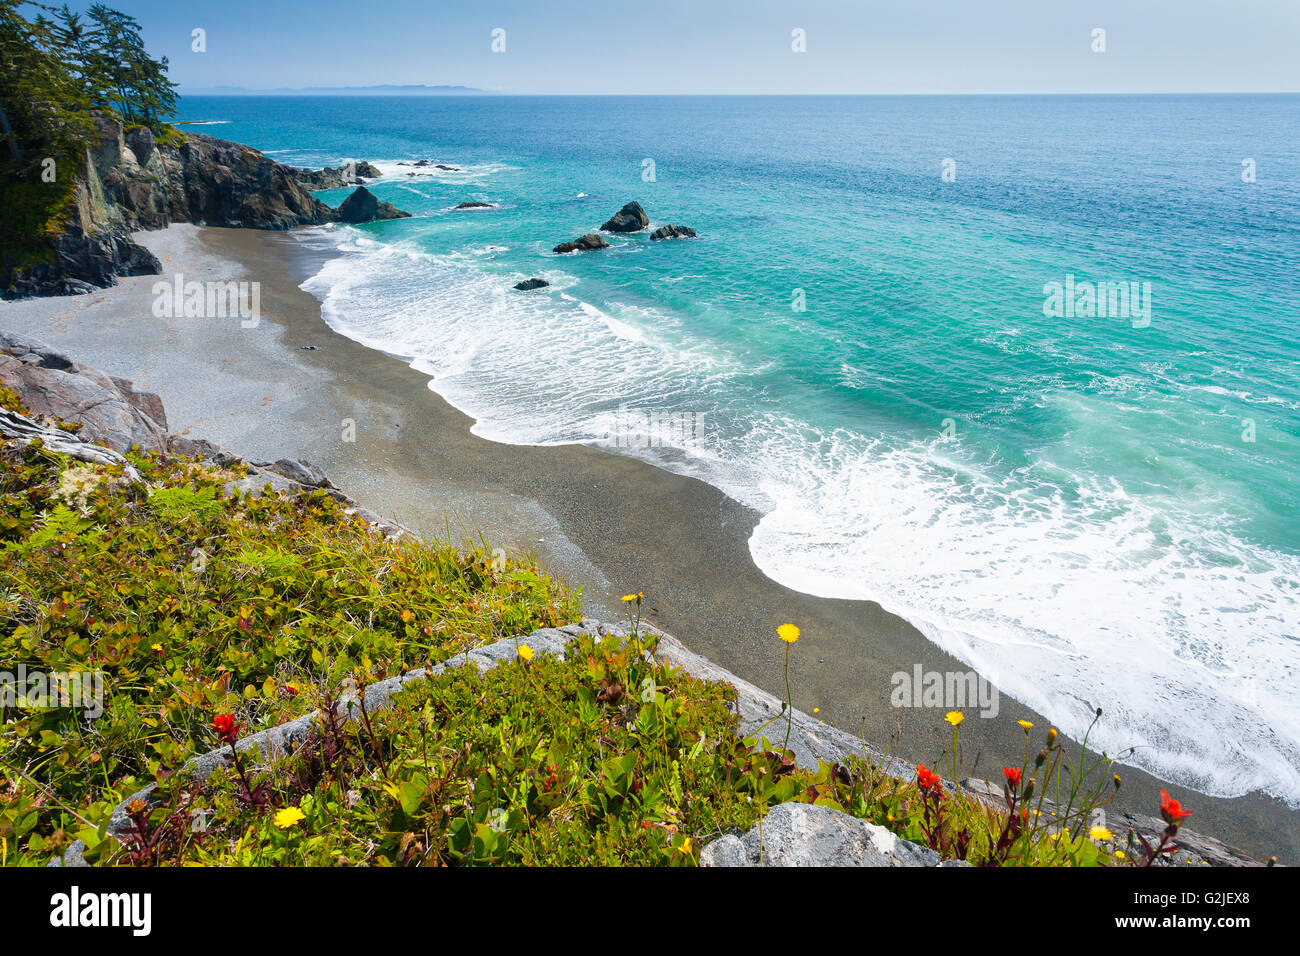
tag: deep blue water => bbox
[176,94,1300,802]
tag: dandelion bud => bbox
[1113,773,1122,789]
[1035,749,1047,767]
[1023,777,1035,797]
[1046,728,1058,748]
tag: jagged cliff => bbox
[2,117,405,300]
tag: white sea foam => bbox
[299,227,1300,806]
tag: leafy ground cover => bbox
[0,410,1192,866]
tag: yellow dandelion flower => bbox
[1089,825,1114,841]
[151,643,163,652]
[400,609,415,623]
[813,707,820,714]
[621,592,643,603]
[944,711,964,727]
[517,644,534,661]
[1017,719,1034,731]
[273,807,305,829]
[777,623,800,644]
[1115,850,1126,860]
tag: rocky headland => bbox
[2,117,408,300]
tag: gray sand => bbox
[1,223,1292,860]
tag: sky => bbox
[65,0,1300,95]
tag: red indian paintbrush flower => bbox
[917,764,941,792]
[1002,766,1022,788]
[212,713,240,745]
[1160,790,1192,826]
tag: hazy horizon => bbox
[56,0,1300,97]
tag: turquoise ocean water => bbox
[177,94,1300,803]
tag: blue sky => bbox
[70,0,1300,94]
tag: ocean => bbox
[176,93,1300,805]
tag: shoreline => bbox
[1,222,1293,861]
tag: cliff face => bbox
[3,117,400,299]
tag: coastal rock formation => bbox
[336,186,412,224]
[3,116,409,298]
[513,278,550,290]
[0,332,169,453]
[455,201,495,209]
[553,233,610,254]
[701,802,945,867]
[649,224,697,240]
[2,223,161,300]
[600,201,649,233]
[291,160,383,191]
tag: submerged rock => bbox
[513,278,550,291]
[455,201,495,209]
[649,224,697,240]
[600,201,649,233]
[336,186,412,224]
[552,233,610,254]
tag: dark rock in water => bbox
[600,201,649,233]
[336,186,412,224]
[455,201,494,209]
[435,164,460,171]
[513,278,550,291]
[413,159,430,167]
[553,233,610,254]
[292,160,384,191]
[300,345,320,350]
[649,224,697,240]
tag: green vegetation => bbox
[0,2,178,274]
[0,401,1174,865]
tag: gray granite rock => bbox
[0,331,168,452]
[701,802,942,867]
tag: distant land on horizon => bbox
[179,84,485,96]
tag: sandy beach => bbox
[1,222,1292,860]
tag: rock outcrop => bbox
[2,223,161,300]
[600,201,649,233]
[3,116,408,299]
[649,224,697,240]
[336,186,412,224]
[513,278,550,291]
[553,233,610,254]
[0,331,168,453]
[291,160,382,191]
[701,802,948,867]
[454,201,495,209]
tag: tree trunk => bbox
[0,99,21,161]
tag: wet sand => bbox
[1,222,1292,861]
